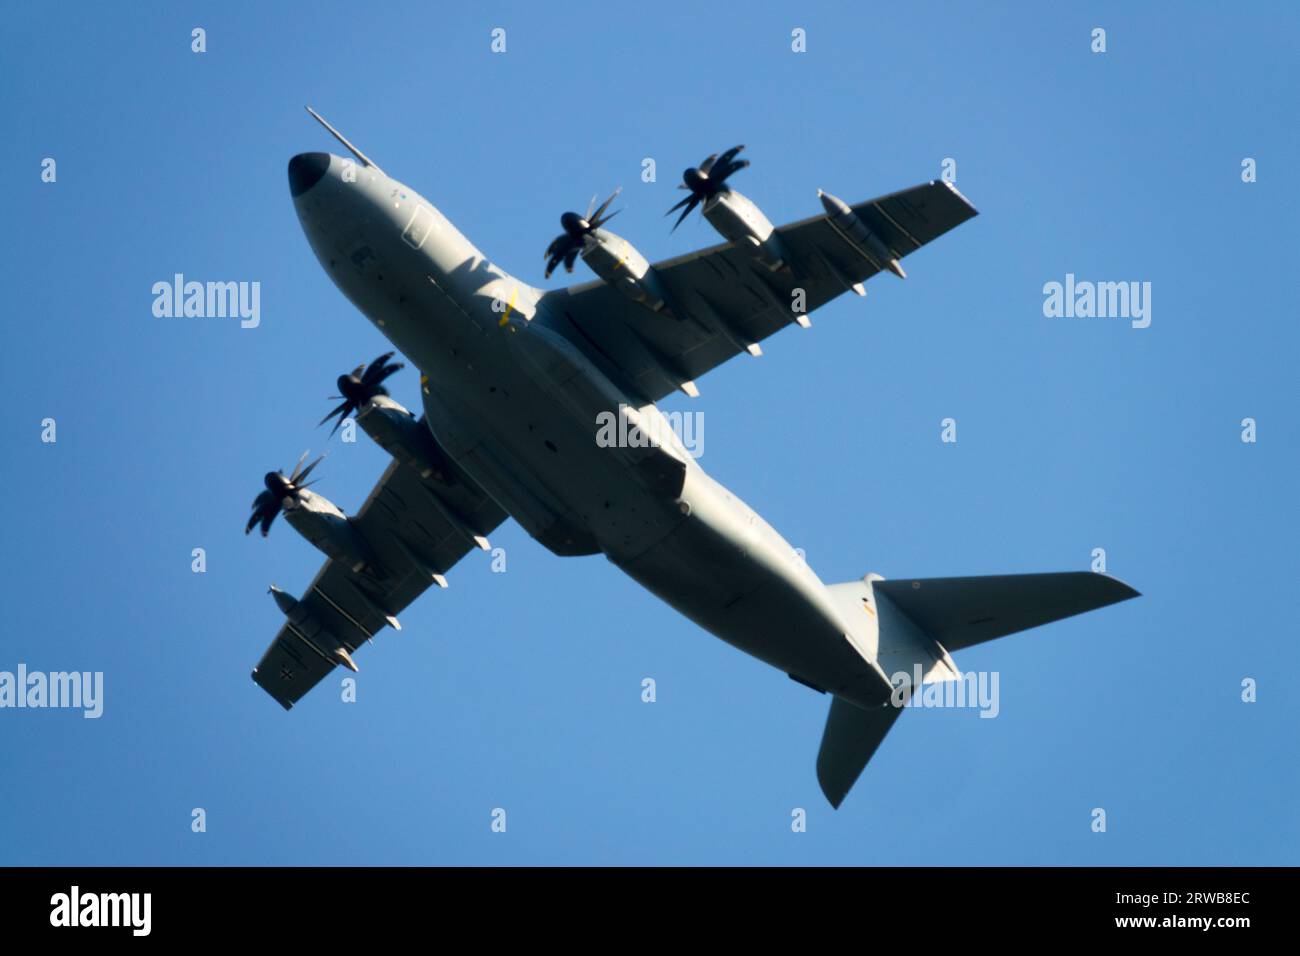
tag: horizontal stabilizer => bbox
[872,572,1139,653]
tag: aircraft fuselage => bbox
[289,152,892,709]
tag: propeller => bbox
[544,188,622,279]
[245,451,325,537]
[318,351,405,436]
[665,145,749,231]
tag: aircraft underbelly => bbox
[314,209,887,702]
[613,533,890,707]
[608,468,892,708]
[414,335,688,558]
[358,298,886,702]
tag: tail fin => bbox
[816,571,1139,808]
[817,698,902,809]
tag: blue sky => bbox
[2,1,1296,864]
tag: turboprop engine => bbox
[245,452,378,575]
[542,189,673,312]
[667,145,789,272]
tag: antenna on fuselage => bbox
[305,106,386,176]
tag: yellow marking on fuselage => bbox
[498,287,518,327]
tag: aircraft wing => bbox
[251,443,507,709]
[539,180,978,402]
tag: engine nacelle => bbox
[579,228,670,312]
[357,394,454,483]
[282,489,377,575]
[702,189,788,272]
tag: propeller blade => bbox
[563,247,580,273]
[715,157,750,182]
[544,251,565,279]
[318,399,351,427]
[369,361,403,387]
[585,193,598,219]
[715,145,745,169]
[295,453,325,485]
[290,450,310,482]
[588,187,622,225]
[247,491,277,535]
[670,196,700,232]
[360,352,396,385]
[259,510,277,537]
[698,153,718,174]
[666,194,695,215]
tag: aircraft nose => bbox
[288,152,330,197]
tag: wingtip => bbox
[251,671,294,711]
[816,768,847,810]
[935,178,980,216]
[1090,571,1141,601]
[1111,578,1142,600]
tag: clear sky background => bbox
[2,1,1296,865]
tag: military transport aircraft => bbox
[249,108,1138,808]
